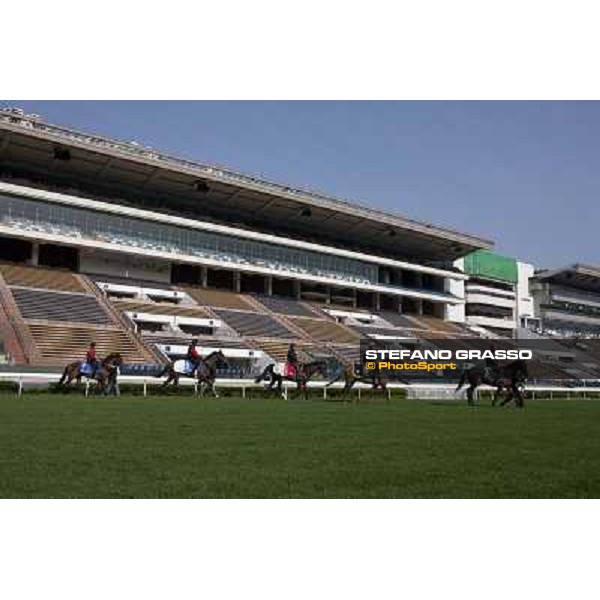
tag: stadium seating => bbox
[0,264,85,293]
[289,317,360,344]
[253,295,318,318]
[182,287,255,311]
[26,323,149,365]
[110,298,209,319]
[11,288,111,324]
[215,309,295,339]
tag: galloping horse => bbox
[254,361,327,399]
[57,352,123,395]
[156,350,227,397]
[455,359,529,407]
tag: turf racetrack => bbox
[1,393,599,498]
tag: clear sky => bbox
[6,101,599,268]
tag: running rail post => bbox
[143,379,147,397]
[18,376,22,397]
[85,380,90,397]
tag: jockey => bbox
[286,343,298,378]
[85,342,99,377]
[186,339,202,374]
[483,343,499,381]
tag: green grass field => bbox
[1,391,599,498]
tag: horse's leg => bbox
[513,384,524,408]
[492,383,503,406]
[467,385,475,406]
[211,378,219,398]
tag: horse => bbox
[325,363,410,398]
[156,350,228,397]
[57,352,123,395]
[455,359,529,407]
[254,360,327,399]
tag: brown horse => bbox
[254,361,327,399]
[326,363,407,396]
[156,350,227,397]
[57,352,123,395]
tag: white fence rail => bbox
[1,372,600,400]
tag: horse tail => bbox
[455,370,467,392]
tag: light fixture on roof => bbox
[194,179,210,193]
[300,207,312,217]
[53,146,71,161]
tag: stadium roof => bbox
[535,264,600,292]
[0,107,493,263]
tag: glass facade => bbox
[0,194,377,284]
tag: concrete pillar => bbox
[352,288,357,309]
[293,280,301,300]
[264,276,273,296]
[372,292,380,311]
[200,266,208,288]
[30,243,39,267]
[233,271,241,293]
[415,299,423,316]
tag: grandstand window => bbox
[0,193,382,287]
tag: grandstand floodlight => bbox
[194,179,210,193]
[53,147,71,161]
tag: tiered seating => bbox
[11,288,110,324]
[110,298,209,319]
[0,264,85,293]
[27,323,149,365]
[216,309,295,338]
[182,287,255,311]
[254,295,317,318]
[376,312,423,329]
[332,344,360,364]
[353,325,419,339]
[407,315,464,334]
[290,317,360,344]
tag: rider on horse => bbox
[483,343,500,382]
[85,342,100,378]
[285,343,298,378]
[186,339,202,375]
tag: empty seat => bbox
[111,298,209,319]
[290,317,360,344]
[216,309,295,338]
[11,288,111,324]
[254,295,318,318]
[26,323,149,365]
[1,264,85,293]
[182,287,254,311]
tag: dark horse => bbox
[254,361,327,399]
[57,352,123,395]
[455,359,529,407]
[156,350,227,397]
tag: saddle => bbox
[79,363,94,376]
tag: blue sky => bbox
[6,101,600,268]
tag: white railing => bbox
[2,371,600,401]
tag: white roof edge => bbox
[0,115,494,249]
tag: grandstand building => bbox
[0,107,493,373]
[530,264,600,337]
[453,250,535,338]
